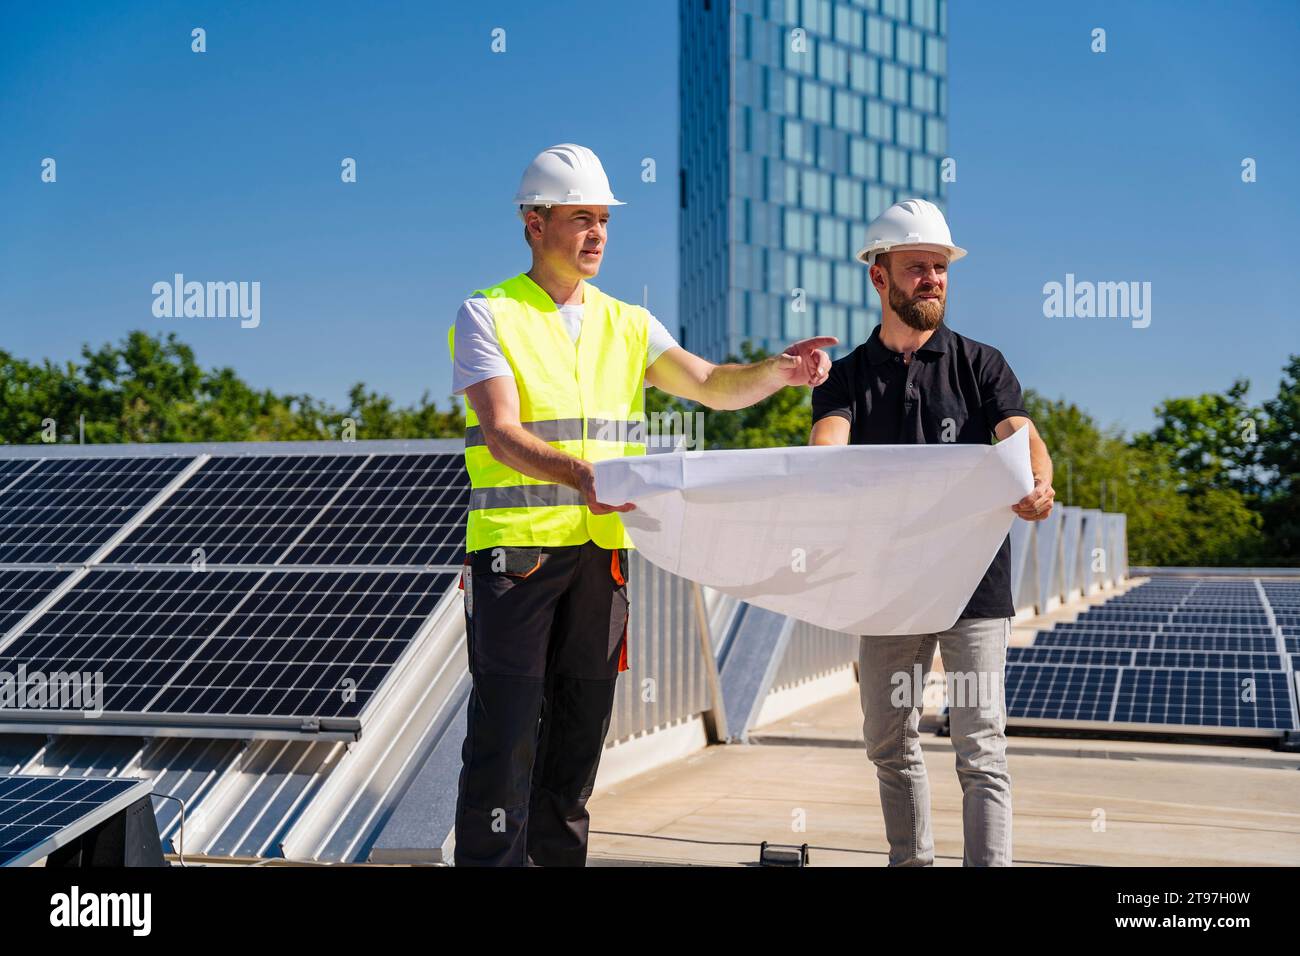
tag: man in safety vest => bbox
[449,143,835,866]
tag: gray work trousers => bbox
[858,616,1013,866]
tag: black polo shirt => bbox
[811,322,1029,621]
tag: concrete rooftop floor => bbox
[586,688,1300,867]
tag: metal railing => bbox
[1010,506,1128,616]
[607,551,712,742]
[607,509,1130,745]
[769,619,859,692]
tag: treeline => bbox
[0,331,463,444]
[1,332,1295,567]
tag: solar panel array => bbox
[0,774,152,866]
[0,448,469,737]
[1007,579,1300,734]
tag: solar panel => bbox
[1113,669,1294,730]
[0,774,153,867]
[0,456,191,563]
[278,454,468,567]
[1060,623,1276,635]
[1133,650,1282,670]
[1036,631,1153,648]
[1152,634,1278,653]
[1041,627,1278,653]
[1011,647,1285,671]
[104,455,362,566]
[0,567,456,733]
[1005,664,1118,722]
[1162,624,1273,634]
[0,569,69,638]
[1008,646,1130,667]
[1082,610,1167,622]
[101,453,470,569]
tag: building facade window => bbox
[680,0,949,362]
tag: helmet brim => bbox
[855,242,967,265]
[516,198,627,221]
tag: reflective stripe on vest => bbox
[448,273,648,551]
[462,418,646,448]
[468,484,586,510]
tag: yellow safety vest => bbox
[447,272,648,552]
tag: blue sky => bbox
[1,0,1296,435]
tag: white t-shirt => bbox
[452,294,680,395]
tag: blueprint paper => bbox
[594,427,1033,636]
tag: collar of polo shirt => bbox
[865,323,953,365]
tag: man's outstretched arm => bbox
[646,337,837,411]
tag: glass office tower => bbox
[680,0,949,361]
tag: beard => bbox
[889,281,946,331]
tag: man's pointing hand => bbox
[775,336,838,387]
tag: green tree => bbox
[1133,380,1263,497]
[1256,355,1300,563]
[0,331,463,445]
[1027,390,1265,567]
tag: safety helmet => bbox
[514,143,625,221]
[855,198,966,265]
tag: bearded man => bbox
[809,199,1055,867]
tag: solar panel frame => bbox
[0,774,154,867]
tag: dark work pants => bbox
[453,540,630,867]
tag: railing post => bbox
[690,581,728,743]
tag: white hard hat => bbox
[514,143,625,220]
[855,198,966,266]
